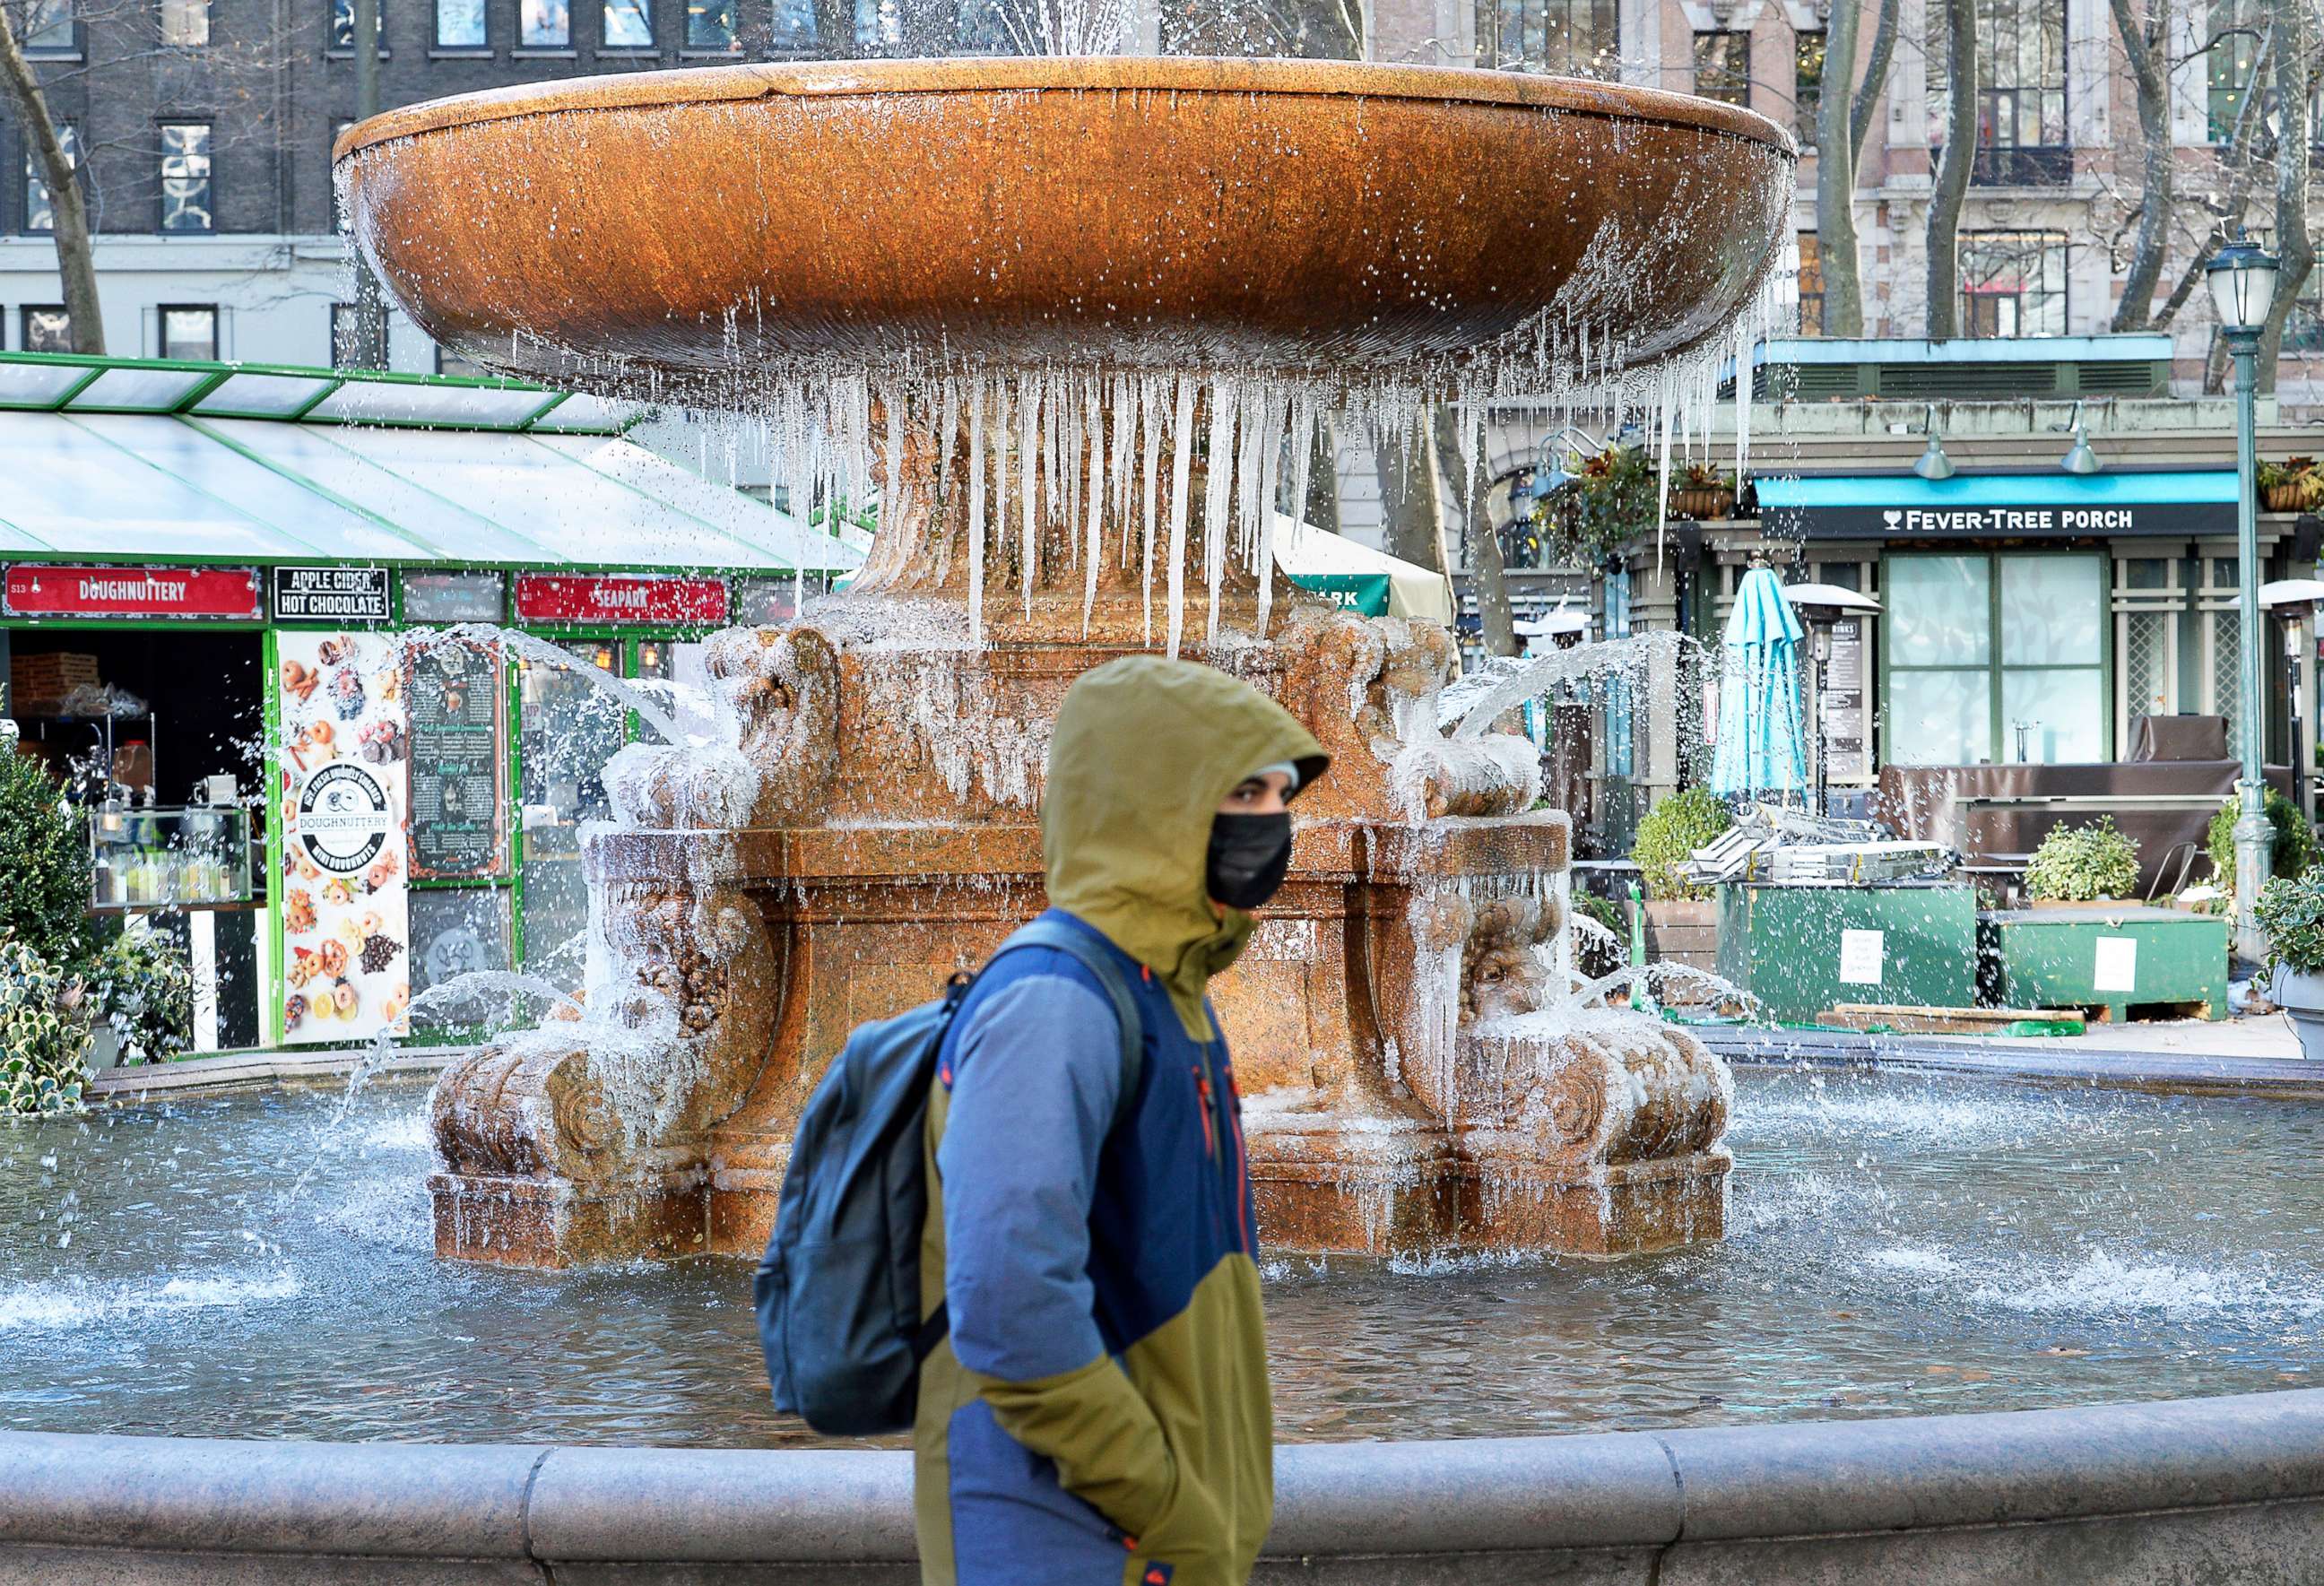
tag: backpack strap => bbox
[985,916,1146,1133]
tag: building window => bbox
[160,122,212,231]
[160,304,219,360]
[1794,28,1824,143]
[2207,0,2263,143]
[1886,551,2107,766]
[1928,0,2069,182]
[161,0,211,44]
[435,343,492,377]
[603,0,651,45]
[1474,0,1617,75]
[437,0,485,43]
[1692,30,1750,107]
[1958,229,2069,336]
[1796,232,1824,334]
[21,306,70,352]
[23,123,77,235]
[22,0,75,50]
[330,0,384,48]
[521,0,568,41]
[685,0,734,48]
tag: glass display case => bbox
[90,803,255,910]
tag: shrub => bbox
[2257,866,2324,975]
[2022,818,2141,902]
[1631,786,1732,902]
[87,921,194,1065]
[0,748,91,970]
[0,938,91,1116]
[2207,789,2319,888]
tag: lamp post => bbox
[2208,236,2281,961]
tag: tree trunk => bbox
[0,5,103,354]
[1304,417,1343,535]
[1815,0,1865,334]
[2257,0,2314,391]
[1374,418,1444,572]
[1925,0,1979,338]
[1849,0,1902,165]
[1432,408,1517,658]
[2106,0,2172,331]
[349,0,389,368]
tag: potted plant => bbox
[2020,817,2141,908]
[2258,867,2324,1058]
[2207,789,2320,900]
[1669,462,1737,521]
[1628,786,1731,997]
[1532,444,1658,566]
[2259,456,2324,512]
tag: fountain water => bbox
[335,56,1793,1267]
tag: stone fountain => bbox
[336,56,1792,1269]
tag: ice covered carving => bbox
[338,56,1788,1265]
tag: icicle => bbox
[1110,372,1134,544]
[1202,388,1235,645]
[1733,311,1754,483]
[1019,383,1040,616]
[1166,376,1196,661]
[1652,364,1674,572]
[1082,381,1103,637]
[967,379,987,643]
[882,386,905,545]
[937,377,959,505]
[1254,392,1285,639]
[1140,376,1162,646]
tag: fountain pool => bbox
[8,1062,2320,1447]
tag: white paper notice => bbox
[1838,929,1885,985]
[2093,936,2138,994]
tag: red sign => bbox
[4,564,262,620]
[513,574,728,627]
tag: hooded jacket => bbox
[914,657,1327,1586]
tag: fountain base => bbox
[429,1169,712,1268]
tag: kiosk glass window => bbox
[1887,550,2105,765]
[517,641,622,989]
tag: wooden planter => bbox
[1641,896,1721,1003]
[2264,479,2322,512]
[1669,487,1735,521]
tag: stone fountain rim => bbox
[6,1388,2324,1578]
[333,56,1798,166]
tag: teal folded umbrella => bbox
[1710,567,1808,798]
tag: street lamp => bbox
[2207,234,2282,960]
[1784,583,1883,818]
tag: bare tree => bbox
[1850,0,1902,163]
[1815,0,1868,334]
[1926,0,1979,336]
[2106,0,2173,330]
[2255,0,2315,389]
[1432,408,1518,658]
[0,3,103,352]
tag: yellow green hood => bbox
[1042,657,1327,1039]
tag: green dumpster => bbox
[1716,882,1980,1024]
[1981,906,2229,1022]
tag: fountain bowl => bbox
[334,56,1794,391]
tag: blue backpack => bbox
[753,917,1144,1436]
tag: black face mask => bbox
[1206,811,1293,911]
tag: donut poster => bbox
[277,630,411,1044]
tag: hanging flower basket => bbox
[2259,457,2324,512]
[1669,487,1736,520]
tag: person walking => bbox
[912,655,1328,1586]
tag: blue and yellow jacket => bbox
[913,657,1327,1586]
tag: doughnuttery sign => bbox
[1767,498,2234,540]
[4,564,262,619]
[296,762,393,873]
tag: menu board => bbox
[277,630,411,1044]
[405,639,506,879]
[1824,618,1870,783]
